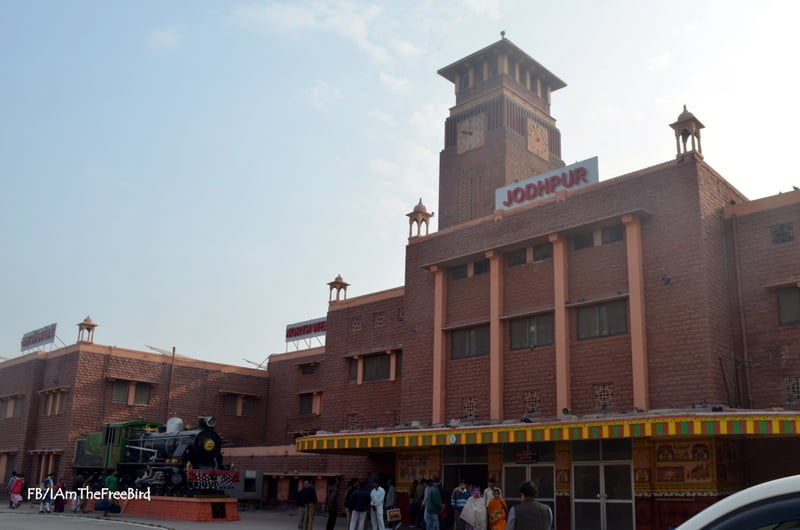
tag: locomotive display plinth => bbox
[121,495,241,522]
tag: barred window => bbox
[452,325,490,359]
[594,384,614,409]
[346,414,359,430]
[771,223,795,245]
[510,314,554,349]
[462,397,478,417]
[524,391,542,413]
[785,376,800,405]
[373,311,385,328]
[351,316,362,332]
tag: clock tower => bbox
[437,37,566,229]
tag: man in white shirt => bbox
[369,479,386,530]
[483,478,496,507]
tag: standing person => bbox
[483,479,496,508]
[71,473,86,513]
[299,479,318,530]
[370,478,386,530]
[424,479,443,530]
[39,472,54,513]
[460,489,487,530]
[486,488,508,530]
[6,471,17,508]
[53,477,66,512]
[349,481,371,530]
[9,473,24,509]
[384,478,397,529]
[344,478,359,530]
[451,480,470,530]
[326,477,340,530]
[504,481,552,530]
[415,479,428,528]
[103,470,118,516]
[409,479,420,527]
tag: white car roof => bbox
[677,474,800,529]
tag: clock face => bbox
[457,113,486,154]
[527,119,549,158]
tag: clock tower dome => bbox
[437,36,566,229]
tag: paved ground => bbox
[0,502,412,530]
[0,502,339,530]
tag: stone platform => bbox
[121,495,241,522]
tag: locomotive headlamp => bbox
[203,438,216,451]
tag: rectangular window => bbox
[778,286,800,326]
[573,231,594,250]
[363,355,391,382]
[772,223,795,245]
[474,65,484,83]
[473,258,490,276]
[510,314,554,349]
[13,397,23,418]
[459,73,469,90]
[111,381,128,403]
[242,396,255,417]
[533,243,552,262]
[577,300,627,339]
[506,248,527,268]
[601,225,624,245]
[452,325,490,359]
[133,383,150,405]
[223,394,237,415]
[301,364,315,375]
[299,393,313,415]
[348,358,358,382]
[450,264,468,281]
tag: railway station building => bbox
[283,37,800,529]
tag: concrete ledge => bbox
[121,496,240,522]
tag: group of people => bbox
[342,477,398,530]
[408,478,552,530]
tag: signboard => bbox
[515,450,538,464]
[285,317,326,342]
[20,323,57,351]
[495,156,599,211]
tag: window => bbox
[350,316,362,332]
[573,231,594,250]
[223,394,238,415]
[223,393,258,416]
[373,311,385,328]
[462,397,478,417]
[507,248,527,268]
[363,355,391,382]
[474,65,484,83]
[111,380,150,405]
[299,394,313,415]
[524,391,542,413]
[450,264,468,281]
[346,414,359,430]
[111,381,128,403]
[577,300,627,339]
[533,243,552,262]
[594,384,614,409]
[510,314,554,349]
[41,389,69,416]
[459,72,469,90]
[473,258,490,276]
[452,325,490,359]
[1,396,24,418]
[397,307,405,322]
[772,223,795,245]
[785,376,800,405]
[778,287,800,326]
[300,364,315,375]
[348,358,358,383]
[601,225,624,245]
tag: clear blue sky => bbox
[2,1,799,366]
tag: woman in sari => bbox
[487,488,508,530]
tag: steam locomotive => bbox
[73,416,239,494]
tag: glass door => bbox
[503,464,555,525]
[572,462,633,530]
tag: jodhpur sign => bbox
[495,156,599,211]
[20,323,57,351]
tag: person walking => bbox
[451,480,470,530]
[424,479,443,530]
[6,471,17,508]
[505,481,552,530]
[460,489,487,530]
[103,470,118,516]
[349,481,371,530]
[326,477,340,530]
[39,473,54,513]
[9,473,25,509]
[487,488,508,530]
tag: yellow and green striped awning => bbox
[296,413,800,452]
